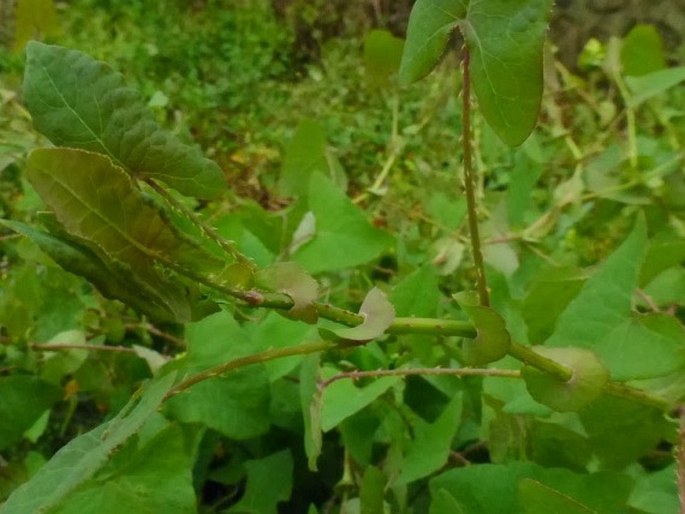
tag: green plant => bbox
[2,1,685,512]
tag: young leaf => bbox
[322,287,395,342]
[255,262,319,323]
[26,148,225,279]
[0,373,176,514]
[23,41,224,199]
[400,0,553,146]
[522,347,609,412]
[454,291,510,365]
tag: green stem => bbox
[461,47,490,306]
[322,366,520,388]
[509,342,573,382]
[165,340,334,399]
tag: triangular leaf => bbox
[400,0,553,146]
[546,215,647,349]
[23,41,224,199]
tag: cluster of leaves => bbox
[1,0,685,512]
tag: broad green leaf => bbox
[519,479,595,513]
[0,220,191,321]
[400,0,553,146]
[23,41,224,199]
[50,423,197,514]
[593,314,685,381]
[300,355,323,471]
[363,29,404,88]
[320,366,401,431]
[546,215,647,349]
[430,462,633,513]
[278,119,344,197]
[454,291,510,365]
[522,347,609,412]
[164,312,271,440]
[227,450,293,514]
[324,288,395,342]
[621,24,666,77]
[0,376,61,451]
[399,0,467,84]
[396,393,462,485]
[626,66,685,107]
[579,395,675,469]
[292,174,394,273]
[0,373,176,514]
[463,0,553,146]
[360,467,386,514]
[256,262,319,323]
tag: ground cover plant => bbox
[2,0,685,512]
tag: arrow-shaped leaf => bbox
[23,41,225,199]
[400,0,553,146]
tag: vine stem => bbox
[461,47,490,306]
[165,340,335,399]
[321,366,520,388]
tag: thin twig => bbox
[165,340,335,399]
[31,343,137,354]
